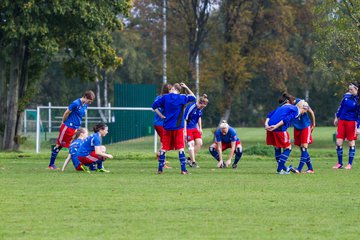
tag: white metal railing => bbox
[35,105,157,153]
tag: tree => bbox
[0,0,132,150]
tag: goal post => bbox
[35,105,158,153]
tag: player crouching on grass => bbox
[265,97,309,174]
[61,127,89,172]
[209,121,243,169]
[77,122,113,173]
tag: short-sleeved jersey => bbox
[152,93,196,130]
[77,132,101,157]
[293,98,312,130]
[215,127,239,144]
[267,104,300,132]
[64,98,88,129]
[69,138,84,156]
[184,102,203,129]
[153,95,164,127]
[336,93,359,121]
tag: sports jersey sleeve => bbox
[229,128,238,142]
[267,110,275,119]
[283,108,299,124]
[152,96,164,110]
[215,129,221,142]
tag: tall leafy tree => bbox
[0,0,132,150]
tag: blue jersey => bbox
[336,93,359,121]
[69,138,84,168]
[77,132,101,157]
[215,127,239,144]
[152,93,196,130]
[267,104,300,132]
[153,96,164,127]
[184,102,203,129]
[64,98,88,129]
[293,98,312,130]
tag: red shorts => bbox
[214,141,241,151]
[266,130,291,148]
[186,128,202,142]
[78,151,102,165]
[57,123,76,148]
[154,125,165,144]
[336,119,357,141]
[162,128,185,151]
[294,126,313,146]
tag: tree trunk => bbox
[14,43,30,150]
[0,58,6,150]
[3,41,24,150]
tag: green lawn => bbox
[1,127,359,239]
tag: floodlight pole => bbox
[162,0,167,84]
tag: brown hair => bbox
[93,122,108,133]
[161,83,172,95]
[84,90,95,100]
[199,94,209,104]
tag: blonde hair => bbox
[296,100,309,110]
[219,120,229,128]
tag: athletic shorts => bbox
[57,123,76,148]
[294,126,313,146]
[162,128,185,151]
[186,128,202,142]
[154,125,165,144]
[336,119,357,141]
[78,151,102,165]
[213,140,241,152]
[266,130,291,148]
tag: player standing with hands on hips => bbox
[152,82,196,174]
[333,82,360,170]
[48,90,95,170]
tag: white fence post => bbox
[36,106,41,153]
[48,102,52,133]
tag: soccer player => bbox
[184,94,208,168]
[265,97,308,174]
[208,121,243,169]
[333,82,360,170]
[61,128,89,172]
[292,97,316,174]
[77,122,113,172]
[152,82,196,174]
[153,83,173,169]
[48,90,95,170]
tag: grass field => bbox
[1,127,360,239]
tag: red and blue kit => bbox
[77,132,102,164]
[152,93,196,150]
[266,104,300,148]
[335,93,359,141]
[57,98,89,148]
[184,102,203,141]
[214,127,241,151]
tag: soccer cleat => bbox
[97,168,110,173]
[191,161,199,168]
[232,163,238,169]
[157,170,163,174]
[48,165,59,170]
[181,171,188,175]
[277,170,290,175]
[332,163,343,169]
[79,165,90,173]
[304,169,315,174]
[289,166,300,174]
[345,164,352,170]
